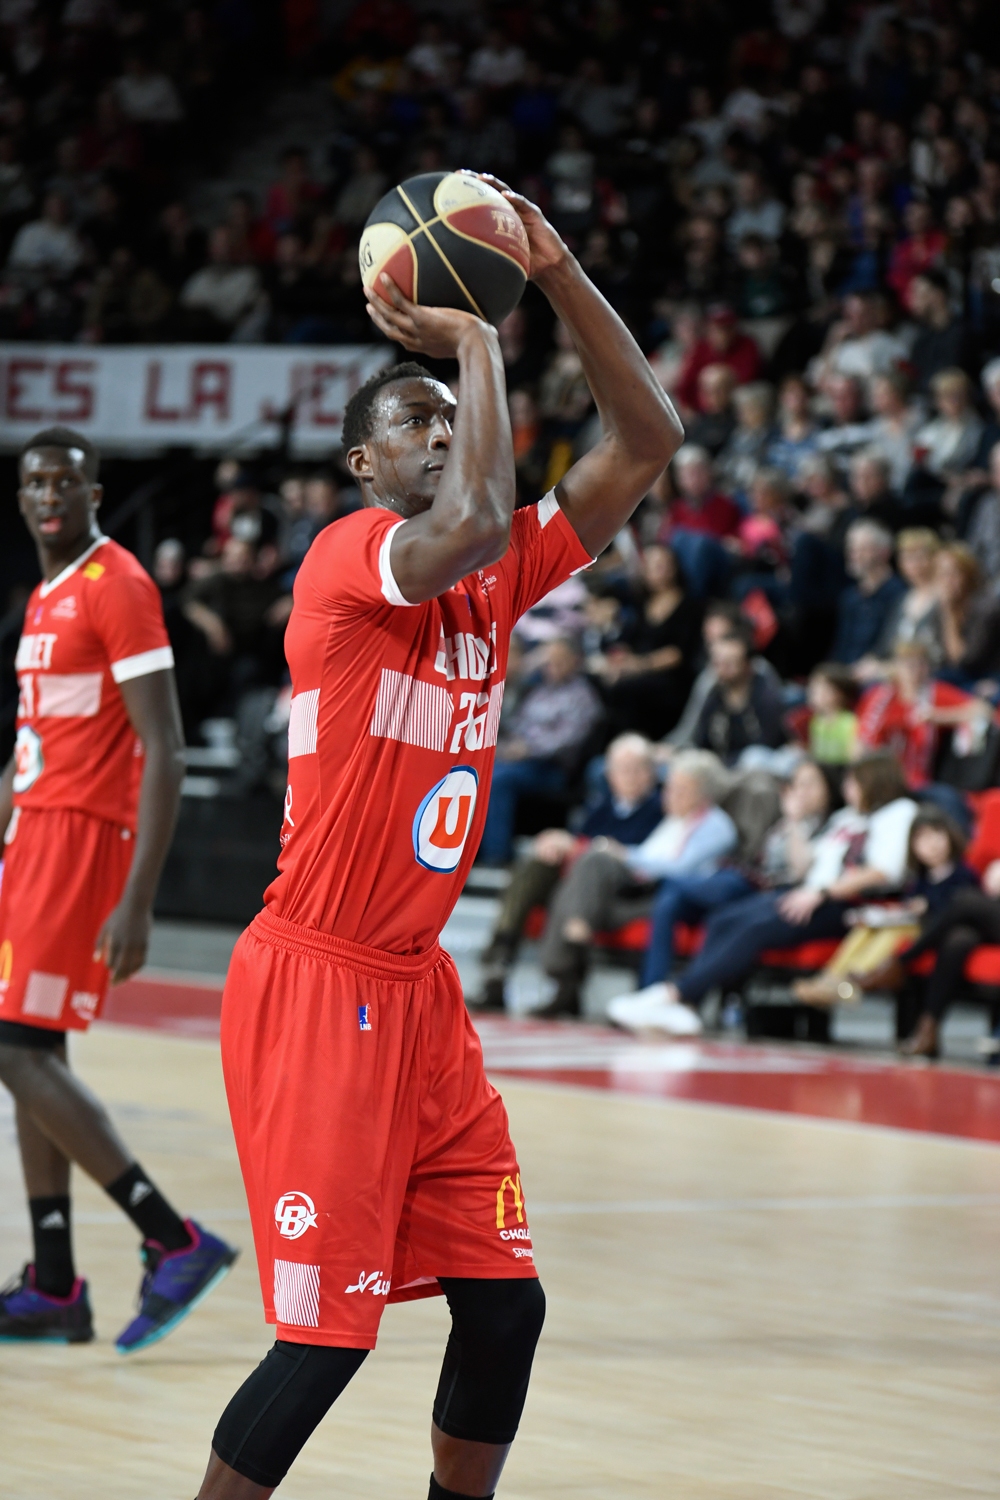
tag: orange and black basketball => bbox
[359,171,530,327]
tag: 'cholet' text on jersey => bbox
[268,493,591,953]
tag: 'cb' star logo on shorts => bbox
[274,1191,318,1240]
[412,766,478,872]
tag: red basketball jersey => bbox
[268,494,591,952]
[12,536,174,831]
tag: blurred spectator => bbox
[811,291,908,385]
[865,370,921,494]
[913,368,985,486]
[332,146,387,230]
[478,638,603,866]
[857,641,987,787]
[6,192,82,281]
[717,382,775,494]
[264,147,322,239]
[966,444,1000,582]
[183,536,291,702]
[831,520,906,664]
[663,445,740,598]
[686,363,736,456]
[467,26,525,90]
[179,225,266,340]
[472,733,663,1011]
[936,543,1000,685]
[908,268,974,390]
[676,305,762,414]
[726,169,787,246]
[845,449,903,532]
[114,52,184,124]
[590,543,700,741]
[806,665,860,764]
[766,375,818,478]
[857,527,944,678]
[537,750,736,1017]
[691,633,786,764]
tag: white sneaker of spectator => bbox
[607,983,703,1036]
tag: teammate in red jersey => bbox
[196,178,682,1500]
[0,428,237,1351]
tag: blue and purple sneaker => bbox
[116,1219,238,1354]
[0,1265,94,1343]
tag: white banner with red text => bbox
[0,344,393,455]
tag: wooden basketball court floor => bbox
[3,979,1000,1496]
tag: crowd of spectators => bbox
[8,0,1000,1055]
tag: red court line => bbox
[101,975,1000,1145]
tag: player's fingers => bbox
[366,303,417,345]
[474,170,513,196]
[93,925,109,966]
[378,273,416,312]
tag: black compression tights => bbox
[211,1278,546,1488]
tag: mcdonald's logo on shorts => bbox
[412,766,479,873]
[496,1173,531,1244]
[0,939,12,993]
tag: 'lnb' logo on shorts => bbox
[358,1004,372,1031]
[274,1191,318,1240]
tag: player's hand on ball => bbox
[473,173,569,279]
[365,275,487,357]
[94,896,151,984]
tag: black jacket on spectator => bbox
[693,677,785,765]
[910,318,974,391]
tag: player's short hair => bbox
[20,426,100,483]
[341,361,440,453]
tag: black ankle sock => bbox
[428,1477,494,1500]
[29,1195,75,1297]
[104,1163,192,1251]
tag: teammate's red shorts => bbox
[220,908,537,1350]
[0,806,134,1033]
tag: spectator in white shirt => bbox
[468,27,526,89]
[179,225,264,338]
[114,52,184,124]
[726,169,786,246]
[6,192,83,281]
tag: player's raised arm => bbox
[482,176,684,559]
[348,280,516,603]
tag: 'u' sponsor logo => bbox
[412,767,478,872]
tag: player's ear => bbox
[90,482,104,511]
[345,444,374,483]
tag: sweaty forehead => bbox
[378,377,456,423]
[20,445,89,479]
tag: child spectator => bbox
[807,664,860,765]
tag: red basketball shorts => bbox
[220,908,537,1350]
[0,806,134,1033]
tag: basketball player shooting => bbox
[196,179,683,1499]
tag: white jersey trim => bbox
[110,645,175,683]
[288,689,320,757]
[537,490,560,528]
[38,535,109,598]
[379,521,418,607]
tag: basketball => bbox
[359,170,530,327]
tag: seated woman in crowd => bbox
[766,374,818,480]
[589,543,701,740]
[793,806,978,1008]
[536,750,737,1018]
[855,640,989,789]
[912,367,985,504]
[608,753,917,1036]
[618,756,837,1008]
[472,733,663,1012]
[855,526,942,680]
[716,381,775,496]
[936,542,1000,689]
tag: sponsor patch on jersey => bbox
[82,562,105,581]
[12,724,43,792]
[412,766,479,872]
[50,595,77,620]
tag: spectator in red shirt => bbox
[675,305,762,417]
[264,146,322,239]
[660,445,741,598]
[886,198,946,310]
[856,640,989,787]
